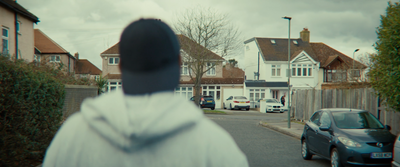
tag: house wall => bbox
[179,61,223,81]
[101,55,120,76]
[0,6,35,62]
[244,41,260,80]
[40,53,75,73]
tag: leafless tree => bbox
[174,7,240,105]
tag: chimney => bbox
[300,28,310,42]
[74,52,79,60]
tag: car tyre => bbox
[331,148,343,167]
[246,108,249,111]
[230,104,234,110]
[223,104,226,109]
[301,140,313,160]
[211,107,215,110]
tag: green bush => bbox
[0,55,66,167]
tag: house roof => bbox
[223,64,244,78]
[0,0,39,23]
[245,80,288,87]
[246,37,366,68]
[104,74,121,79]
[177,35,224,61]
[101,43,119,54]
[34,29,74,58]
[310,43,366,68]
[75,59,102,75]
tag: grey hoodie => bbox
[42,90,248,167]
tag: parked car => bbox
[301,108,396,167]
[190,96,215,110]
[261,98,284,113]
[223,96,250,110]
[393,134,400,167]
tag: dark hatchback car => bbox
[190,96,215,110]
[301,108,396,167]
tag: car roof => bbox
[319,108,368,113]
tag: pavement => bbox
[259,119,305,140]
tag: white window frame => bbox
[181,62,189,75]
[271,64,281,77]
[202,85,221,100]
[34,54,41,62]
[249,89,265,102]
[2,27,9,54]
[108,57,120,65]
[50,55,61,63]
[175,86,193,99]
[107,81,122,92]
[206,63,216,76]
[292,64,313,77]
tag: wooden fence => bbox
[291,88,400,135]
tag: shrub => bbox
[0,54,77,166]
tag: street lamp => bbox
[350,49,359,109]
[283,16,291,129]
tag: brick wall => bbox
[62,85,98,118]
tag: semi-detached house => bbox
[244,28,366,107]
[100,35,245,108]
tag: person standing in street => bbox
[42,19,248,167]
[281,94,286,106]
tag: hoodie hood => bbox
[80,90,204,151]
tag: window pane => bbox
[110,82,117,85]
[209,86,215,89]
[272,69,276,76]
[216,91,220,100]
[203,86,207,89]
[308,68,312,76]
[261,93,265,99]
[250,89,254,91]
[188,87,192,91]
[175,87,180,91]
[255,93,260,101]
[2,29,8,37]
[188,92,192,98]
[203,91,207,95]
[250,93,254,101]
[277,69,281,76]
[110,86,116,91]
[303,68,307,76]
[261,89,265,91]
[56,56,60,61]
[182,92,186,98]
[209,91,215,97]
[255,89,260,91]
[272,65,276,67]
[277,65,281,68]
[115,58,120,64]
[217,86,220,89]
[298,68,301,76]
[182,87,186,91]
[292,68,296,76]
[109,58,114,64]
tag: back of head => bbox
[119,19,180,95]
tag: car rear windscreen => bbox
[234,96,247,99]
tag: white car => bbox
[393,134,400,167]
[223,96,250,110]
[262,98,284,113]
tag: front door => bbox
[272,90,279,100]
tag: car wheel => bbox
[280,111,284,113]
[223,103,226,109]
[230,104,234,110]
[301,140,313,160]
[246,108,249,111]
[331,148,343,167]
[211,107,215,110]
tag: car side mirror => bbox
[385,125,391,131]
[319,125,330,131]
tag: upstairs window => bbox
[2,27,9,54]
[108,57,119,65]
[181,62,189,75]
[271,65,281,76]
[50,55,61,62]
[206,63,216,76]
[292,64,312,77]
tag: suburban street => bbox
[206,110,330,167]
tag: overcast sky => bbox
[18,0,391,70]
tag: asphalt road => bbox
[206,111,331,167]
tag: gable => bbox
[34,29,68,54]
[291,51,317,64]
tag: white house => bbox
[244,28,366,106]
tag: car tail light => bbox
[233,101,239,103]
[201,98,204,101]
[246,101,250,103]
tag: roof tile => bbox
[75,59,102,75]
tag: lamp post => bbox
[350,49,359,109]
[283,16,291,129]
